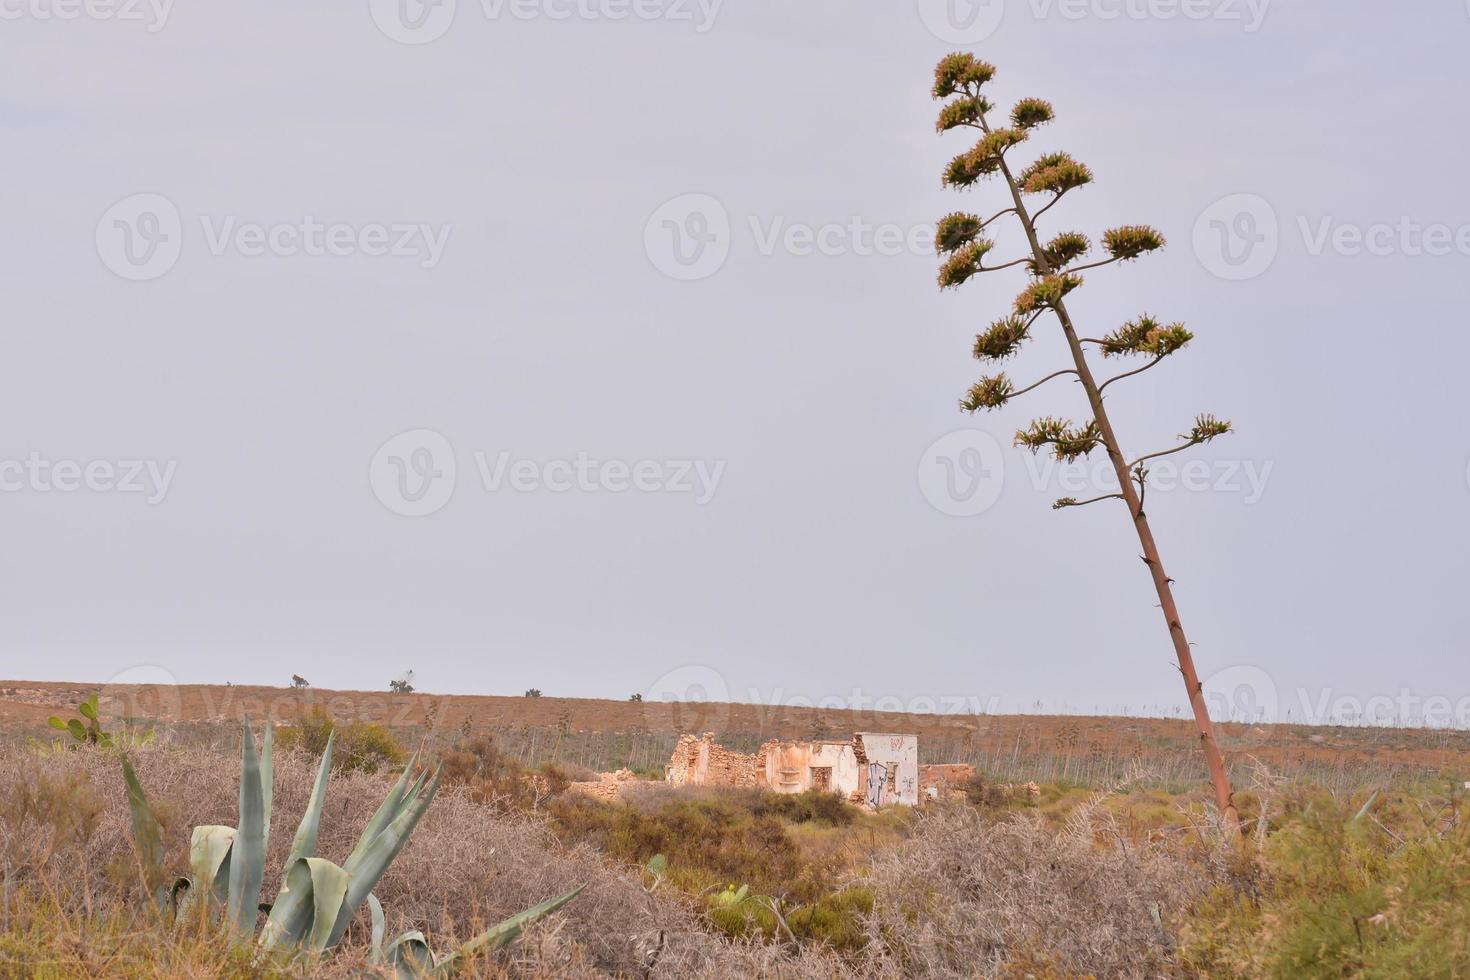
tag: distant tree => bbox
[628,693,643,702]
[290,674,309,689]
[389,670,416,695]
[524,688,543,698]
[929,53,1239,833]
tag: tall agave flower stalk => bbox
[122,719,582,975]
[930,53,1240,834]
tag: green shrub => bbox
[275,707,404,775]
[548,793,817,900]
[752,789,856,826]
[1180,791,1470,979]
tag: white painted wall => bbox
[857,732,920,806]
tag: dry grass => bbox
[6,727,1463,979]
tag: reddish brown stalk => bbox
[982,116,1242,836]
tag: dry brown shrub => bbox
[859,803,1206,979]
[0,743,842,978]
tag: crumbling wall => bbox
[567,768,638,802]
[759,739,861,797]
[919,763,976,800]
[665,732,759,787]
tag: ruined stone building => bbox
[666,731,928,807]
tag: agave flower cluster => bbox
[931,52,1230,499]
[122,720,580,977]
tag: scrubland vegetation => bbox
[3,711,1468,978]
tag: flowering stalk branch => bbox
[931,53,1241,835]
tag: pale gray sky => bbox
[3,0,1468,726]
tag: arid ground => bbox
[5,679,1469,790]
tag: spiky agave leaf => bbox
[226,719,268,936]
[190,825,237,905]
[259,857,350,953]
[386,932,435,979]
[121,754,168,907]
[431,886,585,976]
[369,894,387,965]
[261,721,274,851]
[285,731,334,869]
[326,768,442,947]
[344,751,420,871]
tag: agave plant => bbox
[122,718,581,976]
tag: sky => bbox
[2,0,1468,727]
